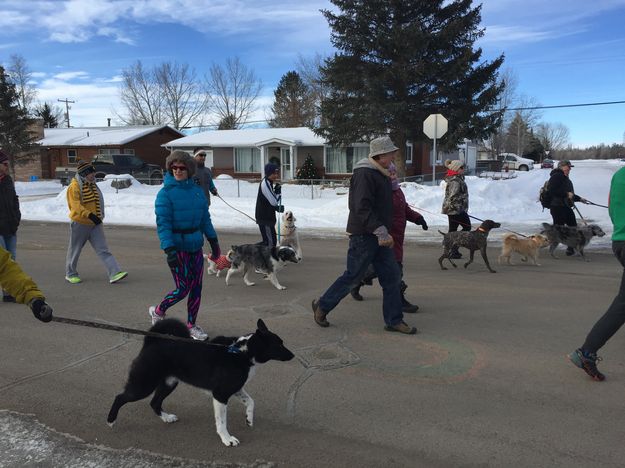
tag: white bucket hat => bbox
[369,136,399,158]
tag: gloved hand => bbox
[275,205,285,213]
[29,298,53,323]
[580,197,589,204]
[373,226,394,248]
[207,237,221,261]
[415,217,428,230]
[210,188,218,196]
[274,183,282,195]
[88,213,102,225]
[164,247,179,269]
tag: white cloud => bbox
[52,71,90,81]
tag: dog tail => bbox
[438,230,446,236]
[503,233,517,241]
[144,318,191,347]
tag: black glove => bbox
[275,205,285,213]
[274,183,282,195]
[164,247,179,269]
[207,237,221,261]
[210,188,218,196]
[415,217,428,231]
[29,298,53,323]
[88,213,102,225]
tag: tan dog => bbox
[499,233,550,266]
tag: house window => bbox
[234,147,261,173]
[67,149,77,164]
[406,142,413,164]
[98,148,133,155]
[326,146,368,173]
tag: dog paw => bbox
[160,412,178,423]
[220,434,240,447]
[107,421,115,428]
[489,270,497,273]
[246,417,254,427]
[245,281,256,286]
[276,285,287,290]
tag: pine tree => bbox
[35,102,60,128]
[0,65,38,167]
[296,153,319,182]
[269,71,316,128]
[317,0,504,176]
[218,113,237,130]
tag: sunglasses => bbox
[171,165,188,172]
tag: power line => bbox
[505,99,625,111]
[57,98,75,128]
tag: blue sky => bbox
[1,0,625,148]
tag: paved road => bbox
[1,221,624,467]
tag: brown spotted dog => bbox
[438,219,501,273]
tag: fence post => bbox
[237,179,240,198]
[310,180,314,200]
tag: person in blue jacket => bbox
[149,150,220,341]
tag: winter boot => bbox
[350,285,364,301]
[401,293,419,313]
[449,246,462,259]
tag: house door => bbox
[280,147,292,180]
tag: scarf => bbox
[446,169,462,177]
[81,181,102,217]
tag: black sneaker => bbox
[568,349,605,381]
[2,295,16,303]
[401,296,419,313]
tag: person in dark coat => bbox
[192,148,218,206]
[311,136,417,335]
[350,162,428,313]
[547,159,588,255]
[255,163,284,247]
[0,149,21,302]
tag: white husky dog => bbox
[278,210,302,261]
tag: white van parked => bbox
[497,153,534,171]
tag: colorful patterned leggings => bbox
[157,249,204,326]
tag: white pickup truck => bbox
[497,153,534,171]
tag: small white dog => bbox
[278,210,302,261]
[204,250,234,277]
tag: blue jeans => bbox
[319,234,403,326]
[0,234,16,260]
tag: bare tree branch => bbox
[7,54,37,115]
[156,62,207,129]
[118,60,164,125]
[204,57,262,128]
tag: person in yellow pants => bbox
[0,246,53,322]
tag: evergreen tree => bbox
[504,112,532,156]
[35,102,60,128]
[217,113,237,130]
[317,0,504,175]
[296,153,319,182]
[0,65,38,167]
[269,71,316,128]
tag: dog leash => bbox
[215,194,257,223]
[50,316,229,347]
[586,200,608,208]
[467,214,529,238]
[573,204,589,226]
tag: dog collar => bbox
[477,227,487,232]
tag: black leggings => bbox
[582,241,625,353]
[448,212,471,232]
[258,223,277,247]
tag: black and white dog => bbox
[225,244,299,290]
[541,222,606,261]
[107,318,294,447]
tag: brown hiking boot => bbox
[312,299,329,327]
[384,321,417,335]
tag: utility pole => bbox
[57,98,75,128]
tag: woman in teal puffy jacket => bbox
[149,150,220,341]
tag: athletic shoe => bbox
[350,287,364,301]
[148,306,164,325]
[109,271,128,284]
[2,295,16,303]
[384,321,417,335]
[65,275,82,284]
[568,348,605,381]
[188,325,208,341]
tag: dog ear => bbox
[257,319,268,332]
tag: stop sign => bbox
[423,114,448,139]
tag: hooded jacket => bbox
[547,168,581,208]
[155,172,217,252]
[0,174,20,236]
[609,166,625,241]
[346,157,393,235]
[442,173,469,215]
